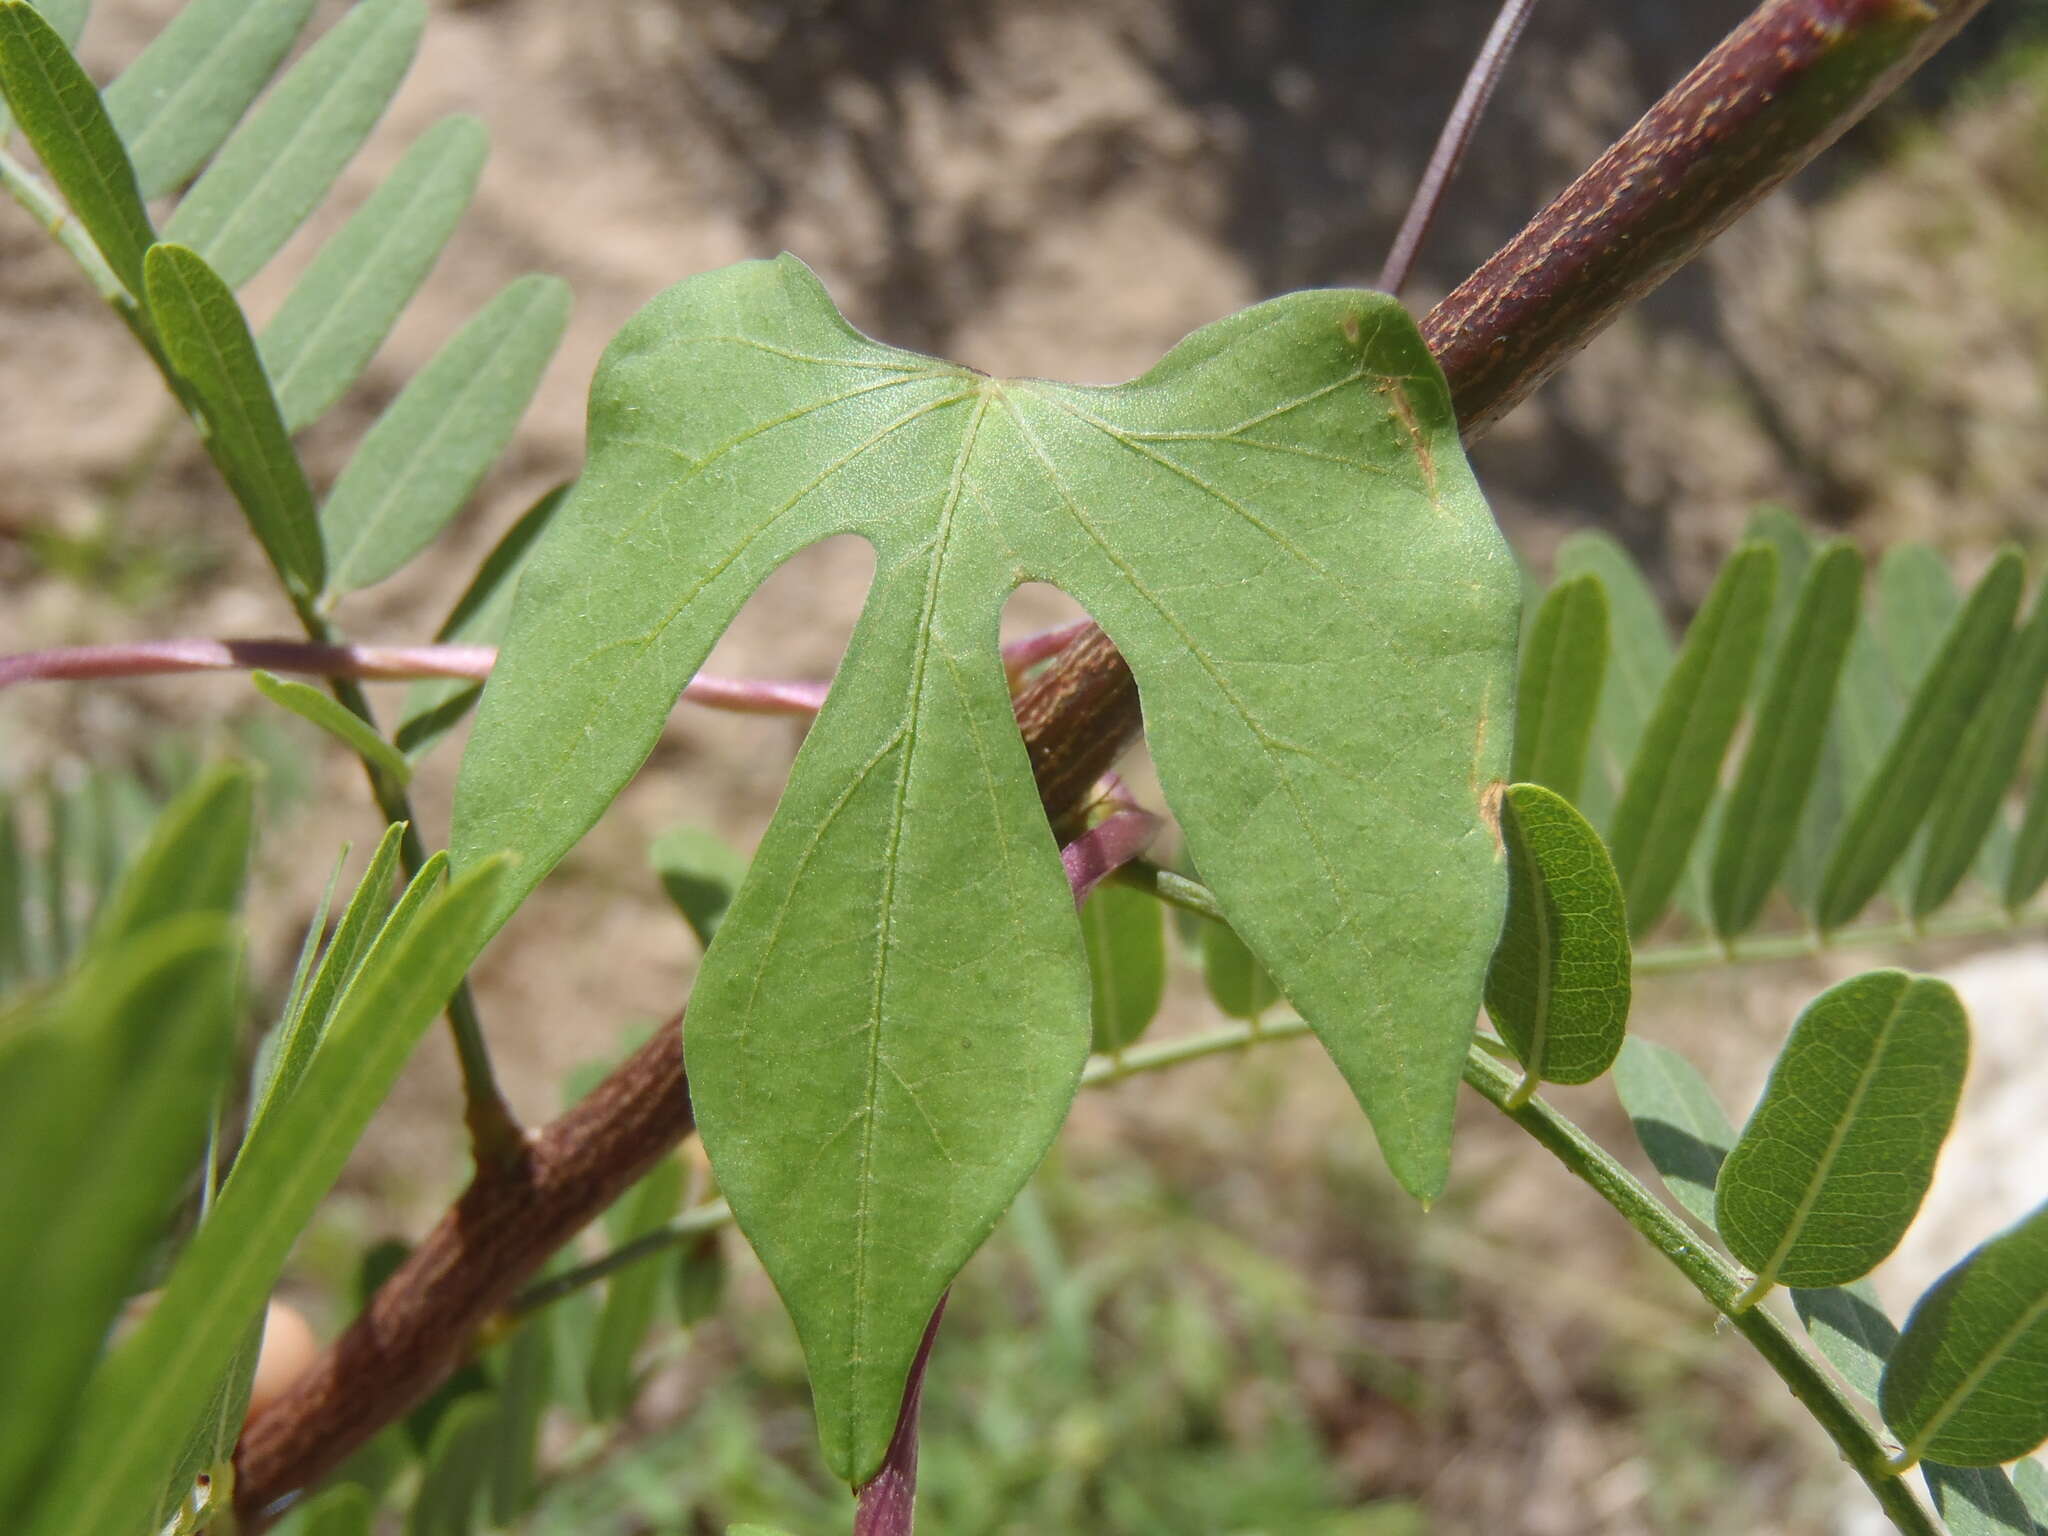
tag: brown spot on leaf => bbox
[1340,310,1362,346]
[1480,780,1506,857]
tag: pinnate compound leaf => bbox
[144,242,325,598]
[1791,1278,1899,1403]
[1816,550,2023,932]
[165,0,423,289]
[1916,585,2048,918]
[26,854,508,1536]
[1710,540,1862,938]
[1924,1462,2044,1536]
[1552,530,1671,830]
[251,669,411,783]
[262,114,489,432]
[1082,876,1166,1054]
[1717,970,1966,1293]
[322,274,569,593]
[0,1,153,297]
[451,256,1518,1479]
[1612,1036,1734,1231]
[1882,1199,2048,1468]
[649,825,748,949]
[103,0,314,197]
[1483,783,1629,1086]
[1607,542,1777,936]
[1511,573,1607,802]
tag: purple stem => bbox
[1060,806,1161,907]
[853,1294,949,1536]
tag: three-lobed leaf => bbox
[1511,573,1607,803]
[452,256,1519,1480]
[1882,1199,2048,1468]
[1483,783,1629,1087]
[1717,970,1966,1293]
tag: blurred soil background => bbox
[5,1,2048,1531]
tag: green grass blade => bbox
[144,242,324,598]
[395,481,569,761]
[322,273,569,593]
[90,760,251,947]
[1709,541,1862,938]
[261,114,487,431]
[586,1156,684,1420]
[1081,876,1167,1055]
[648,825,748,949]
[1882,1199,2048,1468]
[1815,550,2024,932]
[1915,586,2048,918]
[103,0,315,198]
[1717,970,1966,1293]
[251,669,410,784]
[1924,1463,2041,1536]
[0,918,237,1526]
[1791,1279,1898,1403]
[1553,530,1672,831]
[1483,784,1630,1087]
[1511,573,1608,802]
[165,0,425,290]
[1607,543,1777,937]
[24,855,508,1536]
[0,1,154,297]
[1612,1036,1733,1231]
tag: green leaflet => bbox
[262,114,488,432]
[396,482,570,761]
[451,257,1518,1480]
[1916,584,2048,917]
[90,761,250,947]
[103,0,315,198]
[0,1,154,298]
[1924,1463,2043,1536]
[1709,540,1861,938]
[0,917,237,1527]
[1611,1036,1733,1231]
[1553,530,1672,832]
[1882,1199,2048,1468]
[0,0,84,142]
[2010,752,2048,911]
[1717,970,1966,1293]
[1791,1278,1898,1402]
[144,242,325,598]
[1082,876,1167,1054]
[2017,1460,2048,1526]
[587,1156,684,1420]
[322,274,570,594]
[25,854,508,1536]
[404,1392,497,1536]
[1816,550,2023,932]
[164,0,423,289]
[1483,783,1629,1087]
[1202,917,1281,1021]
[1880,544,1962,696]
[0,797,27,989]
[282,1485,375,1536]
[251,669,411,784]
[1742,504,1814,663]
[649,825,749,949]
[1511,573,1607,802]
[1607,542,1777,937]
[485,1321,552,1524]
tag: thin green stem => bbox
[509,1200,732,1317]
[0,144,124,301]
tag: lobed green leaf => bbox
[1081,876,1167,1054]
[26,853,508,1536]
[103,0,315,198]
[1611,1036,1733,1231]
[251,669,411,783]
[165,0,425,289]
[1916,585,2048,917]
[452,257,1518,1478]
[1718,970,1965,1292]
[144,241,325,598]
[1483,783,1630,1087]
[1553,530,1671,831]
[1816,550,2023,931]
[261,114,488,432]
[1882,1199,2048,1468]
[1511,572,1607,802]
[0,0,154,296]
[1710,540,1861,938]
[322,273,569,594]
[1607,542,1777,936]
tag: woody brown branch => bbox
[232,0,1990,1517]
